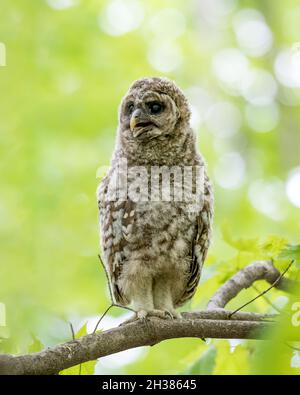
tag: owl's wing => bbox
[98,176,135,305]
[177,173,213,306]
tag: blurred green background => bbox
[1,0,300,374]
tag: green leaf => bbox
[80,360,97,375]
[213,341,250,375]
[222,223,288,261]
[184,347,217,375]
[60,365,79,375]
[28,335,44,353]
[260,235,287,258]
[74,323,88,339]
[221,222,260,253]
[60,323,97,375]
[279,244,300,264]
[60,360,97,376]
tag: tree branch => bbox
[0,313,277,375]
[207,260,295,310]
[0,260,296,375]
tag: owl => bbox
[97,77,213,320]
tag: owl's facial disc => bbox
[123,91,178,141]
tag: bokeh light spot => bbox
[274,49,300,88]
[248,179,287,220]
[148,41,182,73]
[233,8,273,57]
[286,168,300,208]
[245,103,279,132]
[148,8,186,39]
[206,101,241,138]
[213,48,250,95]
[242,69,277,106]
[46,0,79,10]
[99,0,144,36]
[214,152,246,189]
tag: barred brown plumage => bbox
[97,77,213,321]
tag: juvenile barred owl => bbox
[97,77,213,320]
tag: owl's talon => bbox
[147,309,181,320]
[165,310,182,320]
[120,313,138,326]
[120,308,182,325]
[137,309,148,320]
[165,310,174,320]
[120,310,151,326]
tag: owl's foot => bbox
[137,309,180,320]
[120,309,181,326]
[147,309,172,319]
[120,309,163,325]
[164,309,182,320]
[120,310,148,326]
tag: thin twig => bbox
[98,254,114,304]
[285,342,300,352]
[69,322,82,375]
[229,260,294,318]
[69,322,75,341]
[93,255,135,334]
[92,304,114,334]
[207,260,294,310]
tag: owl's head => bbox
[118,77,191,143]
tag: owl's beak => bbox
[130,109,152,133]
[130,109,142,131]
[130,116,138,131]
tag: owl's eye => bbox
[148,101,164,115]
[127,103,134,114]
